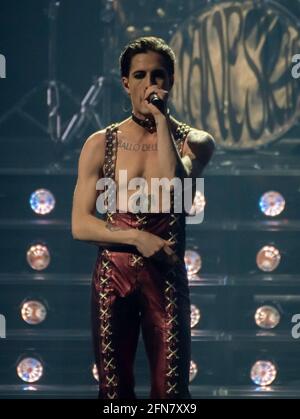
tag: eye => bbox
[152,70,166,79]
[134,72,145,79]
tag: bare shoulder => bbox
[182,126,215,167]
[78,118,130,175]
[186,127,215,149]
[78,129,108,176]
[82,129,106,153]
[170,116,215,148]
[81,116,130,154]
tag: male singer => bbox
[72,36,215,399]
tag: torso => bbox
[103,117,189,213]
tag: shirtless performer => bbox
[71,36,215,399]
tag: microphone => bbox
[148,92,165,114]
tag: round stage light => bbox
[256,245,281,272]
[126,25,136,33]
[156,8,166,18]
[17,357,44,383]
[184,250,202,277]
[191,304,201,328]
[21,300,47,325]
[189,360,198,382]
[259,191,285,217]
[255,305,281,329]
[250,361,277,386]
[189,191,206,216]
[26,244,50,271]
[29,189,55,215]
[92,364,99,382]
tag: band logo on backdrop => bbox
[170,1,300,150]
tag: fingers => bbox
[144,86,168,101]
[163,245,174,256]
[164,239,175,247]
[144,85,159,98]
[143,100,160,112]
[149,243,180,265]
[162,245,180,264]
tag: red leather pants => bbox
[91,212,191,399]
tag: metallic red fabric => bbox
[91,211,191,399]
[91,122,192,399]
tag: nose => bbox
[150,72,157,85]
[145,72,157,89]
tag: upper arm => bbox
[71,131,106,228]
[181,129,215,177]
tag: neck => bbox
[131,111,157,134]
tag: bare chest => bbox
[114,135,161,185]
[112,134,172,212]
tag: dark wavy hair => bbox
[119,36,175,78]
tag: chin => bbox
[135,108,151,118]
[141,107,153,117]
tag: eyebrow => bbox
[131,68,166,75]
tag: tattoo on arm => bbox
[105,223,128,232]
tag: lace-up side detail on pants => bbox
[91,121,192,399]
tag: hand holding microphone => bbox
[145,86,168,116]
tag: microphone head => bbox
[149,92,160,103]
[148,92,165,114]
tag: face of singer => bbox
[122,50,174,119]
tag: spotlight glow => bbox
[29,189,55,215]
[250,361,277,386]
[156,8,166,17]
[184,250,202,277]
[189,191,206,216]
[189,360,198,382]
[21,300,47,325]
[191,304,201,328]
[126,26,136,33]
[188,274,201,284]
[17,357,43,383]
[22,386,37,391]
[26,244,50,271]
[256,245,281,272]
[259,191,285,217]
[92,364,99,382]
[255,305,281,329]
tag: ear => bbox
[122,77,130,95]
[169,74,174,90]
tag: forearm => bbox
[155,115,188,179]
[72,213,137,247]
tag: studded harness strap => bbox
[102,121,190,201]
